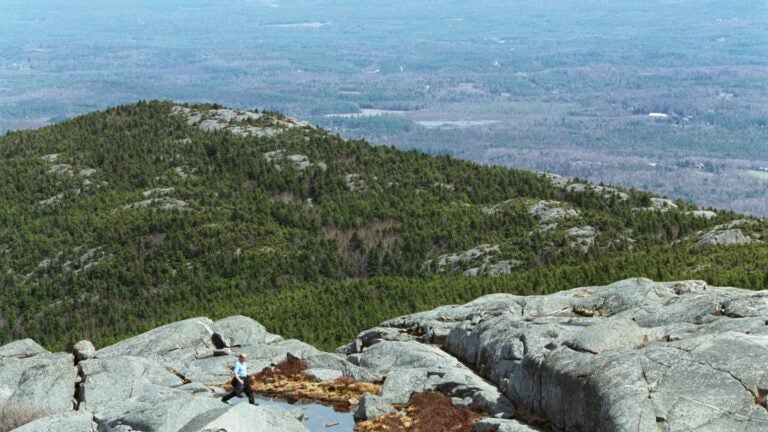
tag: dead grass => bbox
[331,376,358,387]
[355,391,483,432]
[226,357,382,411]
[753,386,767,407]
[356,413,410,431]
[409,391,480,432]
[0,401,59,432]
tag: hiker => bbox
[221,353,257,405]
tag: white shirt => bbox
[233,359,247,378]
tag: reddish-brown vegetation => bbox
[408,391,481,432]
[224,356,382,410]
[254,355,308,381]
[356,391,484,432]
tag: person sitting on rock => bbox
[222,353,257,405]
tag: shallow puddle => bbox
[232,395,356,431]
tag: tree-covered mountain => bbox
[1,101,766,350]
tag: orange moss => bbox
[356,391,484,432]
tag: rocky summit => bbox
[1,278,767,431]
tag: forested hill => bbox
[1,101,766,350]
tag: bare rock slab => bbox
[0,338,48,359]
[78,356,184,411]
[179,403,308,432]
[213,315,283,346]
[0,352,76,411]
[382,278,768,431]
[11,410,97,432]
[96,317,216,359]
[92,389,224,432]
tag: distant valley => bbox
[1,0,766,215]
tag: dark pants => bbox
[222,376,256,405]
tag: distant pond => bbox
[416,120,500,128]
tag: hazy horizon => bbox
[2,0,767,214]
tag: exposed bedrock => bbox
[377,278,768,431]
[3,279,768,431]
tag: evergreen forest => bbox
[1,101,766,350]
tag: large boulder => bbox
[73,340,96,363]
[96,317,216,359]
[213,315,283,346]
[0,352,76,411]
